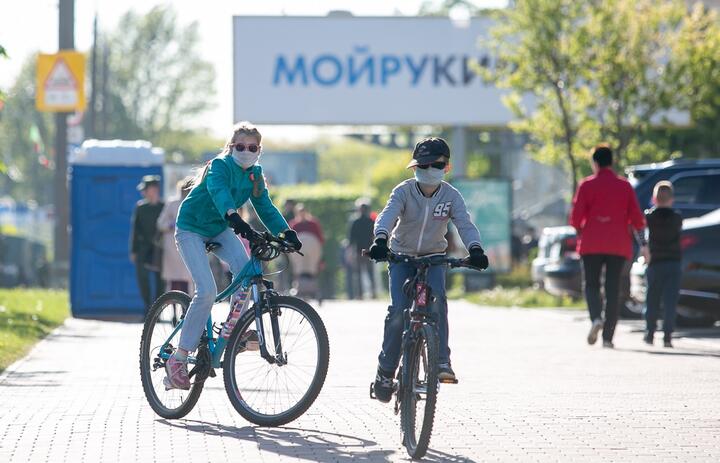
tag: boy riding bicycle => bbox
[367,137,489,403]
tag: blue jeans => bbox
[378,261,449,374]
[175,228,249,352]
[645,260,681,336]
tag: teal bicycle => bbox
[139,232,330,426]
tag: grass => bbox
[448,262,585,309]
[0,289,69,372]
[464,287,585,309]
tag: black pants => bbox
[135,263,163,311]
[582,254,626,342]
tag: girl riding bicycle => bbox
[367,137,489,402]
[164,121,302,390]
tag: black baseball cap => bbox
[406,137,450,168]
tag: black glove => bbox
[468,246,489,270]
[280,229,302,251]
[225,212,258,240]
[367,237,389,261]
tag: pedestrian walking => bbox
[569,144,645,348]
[348,198,376,299]
[288,204,324,298]
[156,177,194,294]
[642,181,683,348]
[130,175,164,312]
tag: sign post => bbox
[36,0,78,286]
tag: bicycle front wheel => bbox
[223,296,329,426]
[401,324,439,459]
[139,291,204,419]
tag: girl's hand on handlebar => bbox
[280,229,302,251]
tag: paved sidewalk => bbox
[1,301,719,462]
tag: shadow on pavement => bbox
[157,419,395,462]
[0,369,67,387]
[424,449,479,462]
[615,348,720,359]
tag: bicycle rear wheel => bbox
[401,324,439,459]
[223,295,329,426]
[139,291,204,419]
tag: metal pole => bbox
[89,13,98,137]
[452,125,467,179]
[53,0,74,278]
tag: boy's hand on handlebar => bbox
[280,229,302,251]
[226,212,259,241]
[367,237,389,261]
[467,246,489,270]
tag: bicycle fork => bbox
[251,282,286,366]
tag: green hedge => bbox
[274,183,374,298]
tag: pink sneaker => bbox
[163,355,190,390]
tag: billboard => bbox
[233,16,512,125]
[452,179,512,273]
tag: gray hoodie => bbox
[374,179,482,256]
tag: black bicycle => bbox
[367,252,482,459]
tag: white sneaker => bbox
[587,319,603,345]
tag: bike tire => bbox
[401,324,439,459]
[139,291,205,419]
[223,295,329,427]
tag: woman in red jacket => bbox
[569,144,645,348]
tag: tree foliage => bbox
[670,4,720,157]
[0,56,55,203]
[484,0,716,190]
[0,6,219,203]
[99,5,216,145]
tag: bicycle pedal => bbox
[438,378,459,384]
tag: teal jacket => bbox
[177,155,288,238]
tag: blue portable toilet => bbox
[69,140,164,319]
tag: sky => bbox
[1,0,508,140]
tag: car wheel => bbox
[620,297,643,319]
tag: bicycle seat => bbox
[205,241,222,253]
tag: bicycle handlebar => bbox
[361,250,483,272]
[233,231,302,262]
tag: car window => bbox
[697,175,720,205]
[672,176,705,204]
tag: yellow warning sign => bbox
[36,51,86,112]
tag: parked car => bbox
[631,208,720,327]
[627,159,720,219]
[531,226,581,297]
[534,159,720,318]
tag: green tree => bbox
[0,55,54,203]
[670,4,720,157]
[484,0,688,190]
[100,5,216,145]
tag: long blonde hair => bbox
[192,121,263,186]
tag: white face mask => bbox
[414,166,445,186]
[232,147,260,169]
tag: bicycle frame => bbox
[157,255,277,370]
